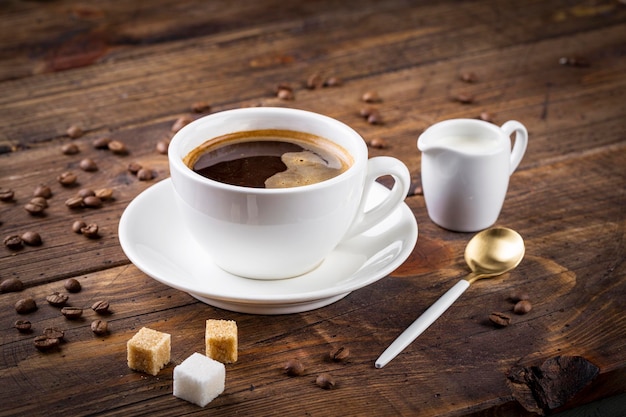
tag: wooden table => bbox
[1,1,625,415]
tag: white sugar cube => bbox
[173,352,225,407]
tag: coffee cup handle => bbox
[501,120,528,175]
[344,156,411,239]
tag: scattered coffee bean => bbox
[4,235,23,250]
[108,140,128,155]
[127,161,142,174]
[61,143,80,155]
[509,290,530,303]
[46,292,69,307]
[479,111,494,123]
[64,278,82,292]
[91,319,108,335]
[83,195,102,208]
[514,300,533,315]
[72,220,87,233]
[33,184,52,199]
[61,306,83,319]
[315,373,336,390]
[57,171,78,186]
[306,72,324,89]
[460,71,478,83]
[329,346,350,362]
[156,139,170,155]
[79,158,98,172]
[359,106,377,118]
[80,223,99,238]
[66,125,83,139]
[91,300,110,314]
[1,277,24,293]
[489,312,511,327]
[30,196,48,208]
[367,111,383,125]
[21,231,42,246]
[65,196,84,209]
[136,168,154,181]
[95,188,113,200]
[368,138,388,149]
[284,358,305,376]
[15,297,37,314]
[361,91,381,103]
[559,56,590,67]
[34,335,60,351]
[78,188,95,198]
[0,188,15,201]
[14,319,32,333]
[453,92,475,104]
[92,137,111,149]
[324,76,342,87]
[43,327,65,340]
[24,200,46,215]
[191,101,211,113]
[172,116,193,132]
[276,87,294,100]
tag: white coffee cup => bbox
[417,119,528,232]
[168,107,410,279]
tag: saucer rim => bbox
[118,178,418,306]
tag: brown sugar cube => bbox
[127,327,171,376]
[205,319,238,363]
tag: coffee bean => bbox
[64,278,82,293]
[368,138,388,149]
[14,320,32,333]
[514,300,532,315]
[15,297,37,314]
[453,92,475,104]
[361,91,381,103]
[72,220,87,233]
[80,223,99,239]
[306,72,324,89]
[34,335,60,351]
[4,235,23,250]
[57,171,78,186]
[95,188,113,200]
[61,306,83,319]
[136,168,154,181]
[0,188,15,201]
[65,196,84,209]
[91,319,108,335]
[127,161,142,174]
[24,200,46,215]
[66,125,83,138]
[83,195,102,208]
[21,231,42,246]
[43,327,65,340]
[1,277,24,293]
[479,111,494,123]
[329,346,350,362]
[359,106,377,118]
[460,71,478,83]
[91,300,110,314]
[284,358,305,376]
[323,76,342,87]
[509,291,530,303]
[46,292,69,307]
[61,143,80,155]
[92,137,111,149]
[171,115,193,133]
[315,373,336,390]
[155,139,170,155]
[489,312,511,327]
[30,196,48,208]
[191,101,211,113]
[33,184,52,199]
[79,158,98,172]
[367,111,383,125]
[559,56,590,67]
[108,140,128,155]
[276,87,294,100]
[78,188,95,198]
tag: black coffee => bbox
[185,129,352,188]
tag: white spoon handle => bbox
[375,279,470,368]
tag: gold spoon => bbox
[375,227,525,368]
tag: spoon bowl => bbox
[375,227,525,368]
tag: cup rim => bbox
[168,107,367,194]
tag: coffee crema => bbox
[184,129,353,188]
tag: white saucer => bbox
[118,179,418,314]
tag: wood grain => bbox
[1,0,625,416]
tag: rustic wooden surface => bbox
[1,1,625,416]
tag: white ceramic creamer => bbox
[417,119,528,232]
